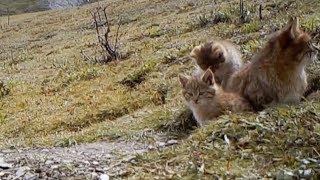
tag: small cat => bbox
[179,69,253,126]
[225,17,318,110]
[190,40,243,88]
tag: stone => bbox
[81,160,90,165]
[0,171,6,177]
[166,140,178,145]
[91,172,98,179]
[45,160,55,165]
[41,149,50,153]
[24,172,37,180]
[301,159,310,165]
[95,167,104,173]
[100,174,110,180]
[303,169,312,177]
[0,163,13,169]
[92,161,99,166]
[62,160,73,164]
[51,165,60,169]
[156,142,166,147]
[15,166,30,177]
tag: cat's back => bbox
[218,40,242,65]
[215,87,253,111]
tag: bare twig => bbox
[240,0,244,20]
[259,4,262,20]
[89,6,121,63]
[7,8,10,26]
[82,5,123,64]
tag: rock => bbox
[156,141,166,147]
[0,157,4,163]
[303,169,312,177]
[104,154,112,159]
[0,163,13,169]
[81,160,90,165]
[2,150,14,153]
[92,161,99,166]
[100,174,110,180]
[62,160,73,164]
[91,172,98,179]
[45,160,55,165]
[301,159,310,165]
[0,171,6,177]
[148,145,155,150]
[41,149,50,153]
[300,164,307,170]
[24,172,37,180]
[51,165,60,169]
[166,140,178,145]
[15,166,30,177]
[95,167,104,173]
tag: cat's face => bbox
[179,69,216,106]
[269,17,318,65]
[190,42,226,71]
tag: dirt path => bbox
[0,141,149,180]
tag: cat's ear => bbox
[201,69,215,86]
[291,17,300,36]
[190,45,202,60]
[178,74,189,88]
[279,17,300,48]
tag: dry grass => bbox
[0,0,320,178]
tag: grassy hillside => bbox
[0,0,319,178]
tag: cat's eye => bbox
[199,92,204,96]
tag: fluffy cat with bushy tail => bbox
[226,17,318,110]
[190,40,243,88]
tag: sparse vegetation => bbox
[0,0,319,178]
[0,81,10,98]
[242,20,262,33]
[120,59,158,88]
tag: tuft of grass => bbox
[242,20,262,33]
[120,59,158,88]
[147,26,165,38]
[6,50,33,67]
[0,81,10,98]
[242,39,263,56]
[301,17,319,32]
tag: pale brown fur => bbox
[190,40,243,88]
[179,69,252,126]
[226,17,318,110]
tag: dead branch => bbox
[90,5,121,63]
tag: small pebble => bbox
[100,174,110,180]
[166,140,178,145]
[45,160,54,165]
[0,163,13,169]
[92,161,99,165]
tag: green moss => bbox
[242,20,262,33]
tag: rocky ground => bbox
[0,141,145,179]
[0,139,180,179]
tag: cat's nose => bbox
[193,99,199,104]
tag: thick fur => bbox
[226,17,318,110]
[190,40,243,88]
[179,69,252,126]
